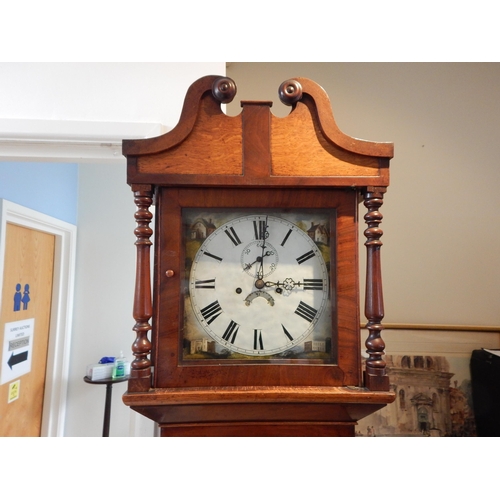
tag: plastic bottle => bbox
[112,351,126,379]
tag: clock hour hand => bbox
[256,217,269,279]
[265,278,299,292]
[265,278,324,293]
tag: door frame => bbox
[0,199,76,436]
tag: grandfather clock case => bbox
[122,75,395,436]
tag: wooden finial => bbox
[212,76,237,104]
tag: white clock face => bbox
[187,213,330,356]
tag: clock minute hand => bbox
[256,216,269,279]
[243,258,259,271]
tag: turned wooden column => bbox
[363,186,390,391]
[129,184,153,392]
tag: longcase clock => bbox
[122,75,396,436]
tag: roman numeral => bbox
[280,229,292,247]
[194,278,216,289]
[294,301,318,323]
[202,251,223,262]
[224,227,242,246]
[303,278,324,290]
[296,250,315,265]
[282,324,293,341]
[254,329,264,350]
[200,300,222,325]
[253,220,267,240]
[222,320,239,343]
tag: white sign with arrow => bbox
[1,318,34,385]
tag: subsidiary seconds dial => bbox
[189,214,329,356]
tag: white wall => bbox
[226,63,500,328]
[65,162,140,436]
[0,62,223,124]
[65,63,226,437]
[0,62,226,436]
[0,62,228,163]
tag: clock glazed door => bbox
[152,187,361,389]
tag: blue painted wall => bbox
[0,162,78,225]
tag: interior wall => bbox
[0,62,224,125]
[64,163,138,437]
[64,63,226,437]
[226,62,500,328]
[0,62,226,437]
[0,162,78,225]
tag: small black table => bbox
[83,376,129,437]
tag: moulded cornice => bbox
[0,119,167,164]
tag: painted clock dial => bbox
[183,211,333,359]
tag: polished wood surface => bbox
[128,186,153,393]
[153,187,360,389]
[123,386,395,437]
[124,76,392,188]
[123,385,396,406]
[159,424,356,437]
[122,75,395,436]
[363,187,390,391]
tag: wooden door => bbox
[0,223,55,436]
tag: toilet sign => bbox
[1,318,34,385]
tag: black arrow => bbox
[8,351,28,369]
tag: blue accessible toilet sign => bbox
[13,283,31,311]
